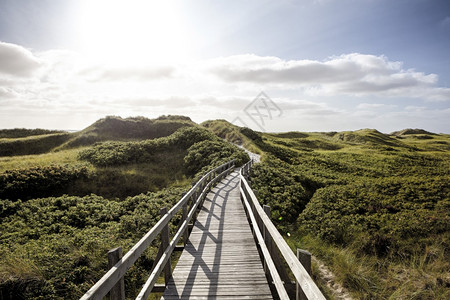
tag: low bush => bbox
[0,187,186,299]
[184,140,248,175]
[78,127,223,167]
[0,165,90,201]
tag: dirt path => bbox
[236,145,261,163]
[312,256,353,300]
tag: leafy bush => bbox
[0,165,90,201]
[0,187,186,299]
[184,140,248,175]
[78,127,221,167]
[249,159,320,224]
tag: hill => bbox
[0,115,195,157]
[57,115,195,149]
[0,118,449,299]
[242,127,449,299]
[0,128,65,139]
[391,128,436,136]
[0,116,248,299]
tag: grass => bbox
[237,123,450,299]
[288,232,450,299]
[1,117,448,299]
[0,119,250,299]
[0,148,86,172]
[201,119,263,155]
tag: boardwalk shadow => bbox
[163,171,240,299]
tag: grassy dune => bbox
[0,117,248,299]
[206,120,449,299]
[1,117,448,299]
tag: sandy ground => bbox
[237,145,261,163]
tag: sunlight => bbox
[76,0,190,64]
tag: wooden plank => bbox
[240,186,290,299]
[163,171,273,299]
[136,165,236,300]
[81,160,235,300]
[163,296,273,300]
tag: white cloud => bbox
[0,41,449,132]
[357,103,397,109]
[79,65,175,82]
[208,53,449,101]
[0,41,41,77]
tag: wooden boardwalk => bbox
[162,170,273,300]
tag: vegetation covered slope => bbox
[0,117,248,299]
[241,125,449,299]
[204,119,449,298]
[0,129,65,139]
[0,115,195,157]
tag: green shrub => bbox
[78,127,222,167]
[0,187,187,299]
[184,140,249,175]
[0,165,90,201]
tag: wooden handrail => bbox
[80,160,235,300]
[240,185,290,299]
[239,160,325,300]
[136,164,235,300]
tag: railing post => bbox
[296,249,312,300]
[107,247,125,300]
[160,207,172,285]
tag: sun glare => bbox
[76,0,190,64]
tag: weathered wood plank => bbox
[81,161,235,300]
[163,171,273,299]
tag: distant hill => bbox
[57,115,195,149]
[0,115,195,156]
[0,128,65,138]
[332,129,406,147]
[391,128,435,136]
[0,133,72,156]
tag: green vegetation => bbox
[239,125,450,299]
[0,115,195,157]
[0,128,65,139]
[58,115,195,150]
[0,165,90,201]
[2,116,448,299]
[0,133,73,156]
[0,190,185,299]
[0,117,248,299]
[202,119,262,155]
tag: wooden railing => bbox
[240,160,326,300]
[80,160,236,300]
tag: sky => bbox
[0,0,449,133]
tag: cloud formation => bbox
[209,53,446,100]
[0,42,41,77]
[80,65,175,82]
[0,41,449,132]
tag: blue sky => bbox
[0,0,449,132]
